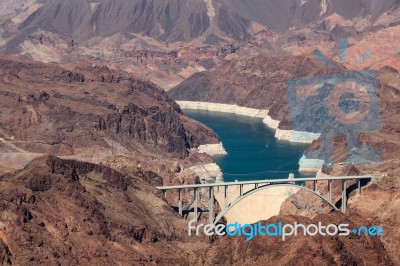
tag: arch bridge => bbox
[157,176,377,224]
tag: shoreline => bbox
[177,101,320,144]
[178,100,324,171]
[192,142,228,156]
[177,101,268,118]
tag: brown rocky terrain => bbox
[1,0,400,90]
[0,56,226,265]
[0,156,203,265]
[0,56,220,173]
[349,176,400,265]
[2,0,400,45]
[0,49,398,266]
[1,1,400,265]
[170,53,331,121]
[0,55,397,265]
[0,156,395,265]
[0,0,36,22]
[279,166,400,264]
[195,213,393,265]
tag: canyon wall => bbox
[177,101,268,118]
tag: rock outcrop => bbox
[0,57,219,171]
[0,156,197,265]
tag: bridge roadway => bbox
[157,175,378,224]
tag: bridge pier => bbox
[194,188,199,221]
[209,187,214,223]
[341,180,347,213]
[328,179,332,203]
[357,179,361,195]
[224,186,228,208]
[313,180,317,192]
[178,189,182,216]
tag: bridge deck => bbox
[157,175,378,190]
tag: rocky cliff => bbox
[0,56,219,169]
[169,53,332,124]
[0,156,198,265]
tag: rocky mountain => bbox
[2,0,400,44]
[1,0,257,47]
[0,56,220,174]
[0,157,394,265]
[0,156,196,265]
[0,56,222,265]
[169,53,330,121]
[1,1,400,265]
[1,0,399,89]
[218,0,400,34]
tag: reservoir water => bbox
[185,110,315,182]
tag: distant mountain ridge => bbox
[2,0,400,46]
[4,0,254,46]
[1,0,400,89]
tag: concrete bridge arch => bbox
[213,183,339,224]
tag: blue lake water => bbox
[185,110,315,182]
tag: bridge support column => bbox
[328,180,332,203]
[209,187,214,223]
[224,186,228,208]
[194,188,199,222]
[239,184,243,196]
[178,189,183,216]
[341,180,347,213]
[313,180,317,191]
[357,179,361,195]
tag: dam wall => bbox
[214,184,299,224]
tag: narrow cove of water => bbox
[184,110,316,182]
